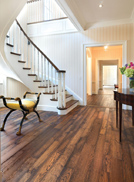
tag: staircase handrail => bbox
[16,19,65,72]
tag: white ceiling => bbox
[56,0,134,30]
[74,0,134,22]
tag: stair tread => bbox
[50,94,72,101]
[18,60,26,63]
[43,90,67,95]
[28,74,37,76]
[43,91,58,95]
[66,94,73,98]
[11,52,21,56]
[38,85,58,88]
[66,100,79,108]
[6,43,13,47]
[33,80,41,82]
[58,100,79,110]
[23,67,31,70]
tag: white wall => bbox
[0,74,6,107]
[31,23,134,102]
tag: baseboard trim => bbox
[37,105,57,112]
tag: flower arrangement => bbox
[119,62,134,77]
[119,62,134,90]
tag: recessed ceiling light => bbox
[99,4,103,8]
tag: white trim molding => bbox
[55,0,85,31]
[86,18,133,30]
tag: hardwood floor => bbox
[87,88,116,108]
[1,91,134,182]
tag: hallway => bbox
[1,91,134,182]
[87,87,116,108]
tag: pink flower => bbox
[130,62,133,65]
[126,66,130,69]
[131,66,134,69]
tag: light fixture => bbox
[104,45,108,49]
[104,45,108,51]
[99,4,103,8]
[99,1,103,8]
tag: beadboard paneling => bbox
[7,78,30,98]
[31,23,134,101]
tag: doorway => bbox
[103,65,117,87]
[85,43,125,107]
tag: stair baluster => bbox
[37,50,39,80]
[51,65,53,93]
[58,72,62,108]
[41,54,43,85]
[55,70,57,100]
[44,57,46,86]
[62,72,66,108]
[47,60,50,93]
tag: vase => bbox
[129,77,134,91]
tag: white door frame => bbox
[96,59,119,93]
[83,41,127,106]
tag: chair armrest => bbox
[0,96,15,100]
[23,92,40,98]
[0,96,27,111]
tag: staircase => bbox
[5,20,79,115]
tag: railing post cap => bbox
[57,70,66,73]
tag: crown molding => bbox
[85,18,133,29]
[55,0,85,31]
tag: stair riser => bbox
[58,102,79,115]
[51,91,67,99]
[35,86,58,93]
[66,96,73,102]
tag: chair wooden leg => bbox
[16,112,28,136]
[0,109,15,131]
[34,110,43,122]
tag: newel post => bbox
[57,70,66,109]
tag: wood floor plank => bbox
[1,88,134,182]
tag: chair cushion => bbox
[7,99,36,110]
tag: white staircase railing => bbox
[6,19,66,109]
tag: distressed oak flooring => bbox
[1,90,134,182]
[87,88,116,108]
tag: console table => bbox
[114,89,134,142]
